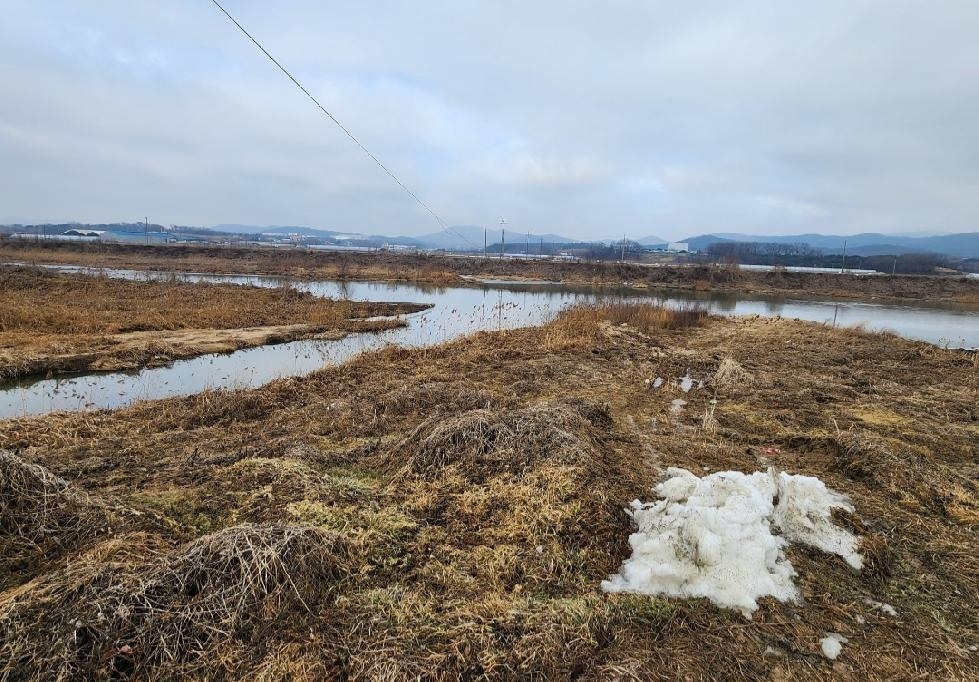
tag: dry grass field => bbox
[1,304,976,679]
[0,265,427,382]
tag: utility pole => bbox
[621,234,626,262]
[540,237,544,257]
[484,228,487,257]
[526,231,530,257]
[144,216,148,246]
[501,229,505,259]
[840,239,847,273]
[892,256,898,276]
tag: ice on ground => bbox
[820,632,848,660]
[602,467,863,617]
[670,399,687,414]
[679,376,695,392]
[653,377,664,389]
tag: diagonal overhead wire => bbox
[208,0,477,246]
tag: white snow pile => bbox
[602,467,863,617]
[820,632,848,660]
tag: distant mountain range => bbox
[5,221,977,259]
[416,225,578,251]
[679,232,979,259]
[211,223,578,251]
[211,224,425,247]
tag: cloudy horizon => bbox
[1,1,977,241]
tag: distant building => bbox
[667,242,690,252]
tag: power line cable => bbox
[208,0,477,247]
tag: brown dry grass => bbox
[0,265,426,381]
[0,305,977,679]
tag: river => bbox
[1,268,977,419]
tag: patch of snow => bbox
[653,377,664,389]
[864,598,898,617]
[670,399,687,414]
[772,473,862,569]
[679,376,695,392]
[601,467,862,617]
[820,632,848,660]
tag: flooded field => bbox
[2,266,978,418]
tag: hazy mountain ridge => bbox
[417,225,578,250]
[681,232,979,258]
[4,222,976,257]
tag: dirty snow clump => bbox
[602,467,862,617]
[820,632,848,659]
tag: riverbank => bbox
[0,265,428,382]
[4,240,979,306]
[1,306,976,679]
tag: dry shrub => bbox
[592,302,708,332]
[0,451,124,588]
[0,524,352,680]
[543,302,707,349]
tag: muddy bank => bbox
[1,308,976,679]
[4,240,979,305]
[0,265,427,382]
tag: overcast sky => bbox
[1,1,977,240]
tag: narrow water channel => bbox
[2,266,977,419]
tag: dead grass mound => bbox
[0,524,352,680]
[384,402,650,596]
[386,402,615,483]
[0,450,126,589]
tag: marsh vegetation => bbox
[1,304,976,679]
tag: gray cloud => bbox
[1,1,977,239]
